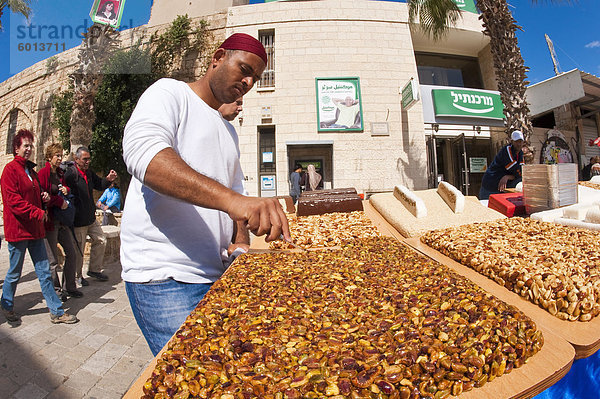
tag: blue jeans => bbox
[125,279,212,356]
[1,239,65,316]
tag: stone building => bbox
[2,0,546,198]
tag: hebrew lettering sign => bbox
[432,89,505,120]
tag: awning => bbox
[576,71,600,120]
[525,69,600,119]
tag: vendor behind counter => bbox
[479,130,525,200]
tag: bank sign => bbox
[432,89,504,120]
[453,0,478,14]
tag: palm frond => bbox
[407,0,462,40]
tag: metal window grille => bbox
[6,109,18,154]
[258,30,274,88]
[259,128,276,173]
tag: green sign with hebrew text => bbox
[432,89,505,120]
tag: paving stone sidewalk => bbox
[0,239,154,399]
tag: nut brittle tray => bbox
[407,218,600,358]
[126,248,572,397]
[125,207,573,399]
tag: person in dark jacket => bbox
[479,130,525,200]
[581,156,600,181]
[0,129,78,324]
[38,142,82,299]
[63,146,117,285]
[289,164,302,204]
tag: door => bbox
[451,134,470,195]
[426,135,438,188]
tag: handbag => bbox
[52,191,76,227]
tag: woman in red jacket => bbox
[0,129,78,324]
[38,142,82,299]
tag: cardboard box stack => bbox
[523,164,578,213]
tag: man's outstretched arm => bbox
[143,148,290,242]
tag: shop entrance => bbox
[287,144,333,190]
[427,134,493,196]
[452,134,470,195]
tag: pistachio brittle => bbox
[143,237,542,398]
[269,211,381,250]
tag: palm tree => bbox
[408,0,532,142]
[0,0,33,29]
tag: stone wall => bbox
[0,13,227,215]
[478,44,498,91]
[0,13,227,168]
[229,0,431,195]
[1,0,494,200]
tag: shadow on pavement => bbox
[59,261,123,317]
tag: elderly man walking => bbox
[64,146,117,286]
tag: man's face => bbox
[344,96,354,106]
[76,150,91,171]
[209,50,265,105]
[512,139,524,153]
[218,98,243,121]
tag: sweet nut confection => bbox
[142,237,543,398]
[437,182,464,214]
[269,211,381,250]
[296,194,363,217]
[393,185,427,218]
[421,218,600,322]
[300,188,358,197]
[579,181,600,191]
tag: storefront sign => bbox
[316,77,363,132]
[469,157,488,173]
[453,0,478,14]
[261,175,276,190]
[90,0,126,29]
[401,78,419,109]
[432,89,504,120]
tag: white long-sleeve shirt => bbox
[121,78,246,283]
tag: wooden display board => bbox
[125,204,574,398]
[405,237,600,359]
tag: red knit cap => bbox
[219,33,268,65]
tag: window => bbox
[259,127,276,173]
[258,30,274,88]
[415,53,483,89]
[532,111,556,129]
[6,109,18,154]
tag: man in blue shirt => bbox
[479,130,525,200]
[96,181,121,212]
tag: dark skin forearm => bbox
[144,148,290,241]
[144,148,239,211]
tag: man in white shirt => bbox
[121,33,290,355]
